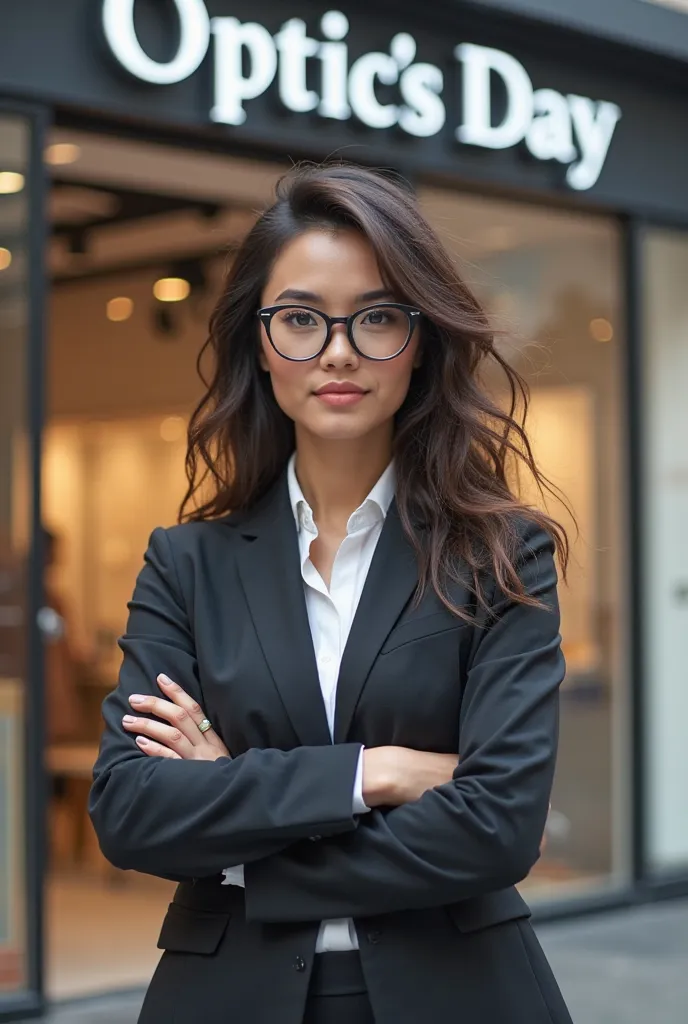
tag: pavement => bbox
[27,897,688,1023]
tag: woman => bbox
[90,164,573,1024]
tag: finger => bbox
[122,714,195,757]
[128,692,201,747]
[156,674,218,743]
[135,736,181,759]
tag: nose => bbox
[320,322,359,369]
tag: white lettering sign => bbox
[101,2,621,190]
[102,0,210,85]
[455,43,621,190]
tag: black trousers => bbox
[303,952,375,1024]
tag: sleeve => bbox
[352,747,371,816]
[243,522,564,922]
[88,527,363,881]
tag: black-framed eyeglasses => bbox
[257,302,421,362]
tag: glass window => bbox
[420,187,629,898]
[643,228,688,873]
[0,113,31,997]
[640,1,688,12]
[40,131,284,999]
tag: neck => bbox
[293,424,393,533]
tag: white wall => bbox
[643,229,688,871]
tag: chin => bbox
[301,412,377,442]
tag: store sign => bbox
[102,0,622,190]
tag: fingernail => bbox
[129,694,146,704]
[158,674,172,686]
[136,736,149,746]
[122,715,136,724]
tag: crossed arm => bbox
[89,523,562,915]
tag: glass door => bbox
[419,186,629,899]
[0,102,48,1019]
[642,227,688,875]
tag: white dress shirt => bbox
[221,454,395,952]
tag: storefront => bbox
[1,0,687,1016]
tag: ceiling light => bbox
[45,142,82,166]
[106,297,134,322]
[0,171,25,194]
[154,276,190,302]
[160,416,186,442]
[589,317,614,343]
[0,248,12,271]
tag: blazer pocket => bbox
[157,903,231,955]
[381,611,465,654]
[446,887,532,934]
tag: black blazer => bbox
[89,474,573,1024]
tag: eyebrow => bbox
[273,288,396,304]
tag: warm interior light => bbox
[106,297,134,322]
[0,248,12,271]
[102,536,131,567]
[159,416,186,442]
[153,277,190,302]
[589,317,614,343]
[45,142,82,166]
[481,224,516,251]
[0,171,25,194]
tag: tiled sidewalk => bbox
[33,898,688,1023]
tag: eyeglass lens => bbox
[268,306,412,360]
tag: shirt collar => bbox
[287,453,395,535]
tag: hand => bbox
[362,747,551,853]
[122,674,230,762]
[362,746,458,807]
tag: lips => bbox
[314,382,367,395]
[314,381,368,407]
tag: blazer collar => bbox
[230,471,418,746]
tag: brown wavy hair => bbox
[181,163,569,619]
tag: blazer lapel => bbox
[334,503,418,743]
[231,475,332,748]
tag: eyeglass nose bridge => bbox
[323,314,356,349]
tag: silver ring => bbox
[198,718,212,734]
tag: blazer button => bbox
[367,930,382,945]
[294,956,307,972]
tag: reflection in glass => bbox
[643,229,688,873]
[0,113,30,996]
[420,188,628,898]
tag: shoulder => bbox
[492,512,560,608]
[469,512,556,579]
[146,516,241,566]
[509,513,557,563]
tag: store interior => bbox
[35,127,627,999]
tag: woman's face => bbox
[259,228,421,444]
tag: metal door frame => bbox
[0,96,50,1023]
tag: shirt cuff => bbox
[352,745,371,815]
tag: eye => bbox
[281,309,318,328]
[363,309,386,325]
[360,307,398,327]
